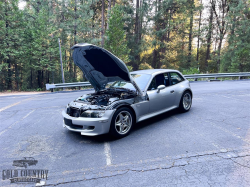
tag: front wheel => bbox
[179,91,192,112]
[109,107,134,138]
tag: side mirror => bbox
[157,85,165,93]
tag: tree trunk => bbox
[138,0,144,42]
[132,0,140,70]
[7,58,12,90]
[74,0,77,45]
[167,8,173,42]
[135,0,139,43]
[37,70,42,89]
[212,0,228,72]
[47,71,50,84]
[15,62,19,91]
[205,0,214,72]
[69,39,73,79]
[113,0,115,7]
[196,0,202,64]
[20,64,23,90]
[107,0,111,30]
[42,70,44,88]
[30,66,33,89]
[217,37,223,72]
[188,0,194,67]
[214,27,219,51]
[101,0,105,47]
[74,0,77,80]
[74,63,76,81]
[152,49,158,69]
[5,1,12,90]
[229,16,236,46]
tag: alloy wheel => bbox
[183,92,192,110]
[115,111,132,135]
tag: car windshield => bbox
[109,74,151,91]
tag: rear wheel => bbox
[109,107,134,138]
[179,91,192,112]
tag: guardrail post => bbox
[51,88,54,92]
[79,86,81,90]
[195,78,198,81]
[238,76,241,80]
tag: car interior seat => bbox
[155,74,165,87]
[164,75,170,87]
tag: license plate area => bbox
[64,118,83,129]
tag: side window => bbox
[148,73,168,90]
[148,77,157,90]
[170,72,184,85]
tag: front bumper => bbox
[62,109,116,136]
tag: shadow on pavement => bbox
[64,108,183,143]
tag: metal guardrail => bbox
[45,72,250,92]
[46,82,91,92]
[184,72,250,80]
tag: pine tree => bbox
[105,4,130,64]
[221,0,250,72]
[0,0,24,90]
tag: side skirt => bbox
[137,106,178,122]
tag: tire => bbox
[109,107,135,138]
[179,91,192,112]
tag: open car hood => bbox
[71,43,142,95]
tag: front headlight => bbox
[80,110,105,118]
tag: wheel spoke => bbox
[116,123,122,127]
[115,111,133,135]
[120,124,124,133]
[123,121,129,127]
[124,115,128,121]
[119,114,123,121]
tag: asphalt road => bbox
[0,80,250,187]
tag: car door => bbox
[147,73,176,113]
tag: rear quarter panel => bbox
[173,80,191,107]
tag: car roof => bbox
[130,69,179,75]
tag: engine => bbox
[66,88,138,117]
[76,88,137,106]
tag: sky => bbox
[18,0,26,10]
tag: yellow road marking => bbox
[0,95,42,112]
[0,102,21,112]
[0,110,35,136]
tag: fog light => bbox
[87,126,95,130]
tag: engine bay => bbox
[76,87,137,106]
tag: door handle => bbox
[170,90,175,93]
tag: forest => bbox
[0,0,250,91]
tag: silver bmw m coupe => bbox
[62,43,193,138]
